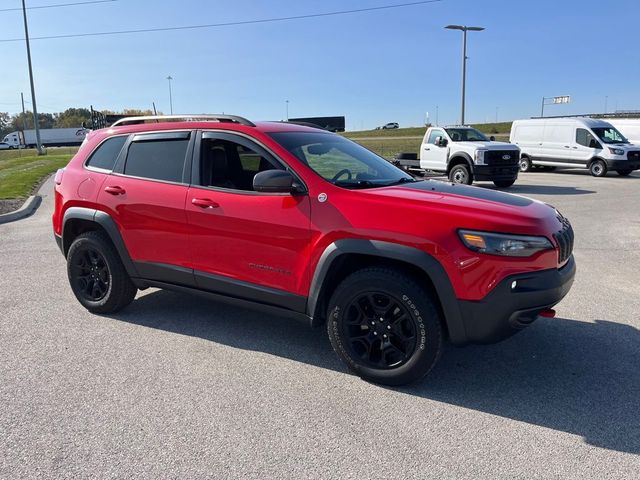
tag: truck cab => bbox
[420,126,520,187]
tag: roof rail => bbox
[111,114,255,128]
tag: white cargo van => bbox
[605,118,640,145]
[510,118,640,176]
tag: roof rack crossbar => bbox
[111,114,255,127]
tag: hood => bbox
[463,141,519,150]
[360,179,562,236]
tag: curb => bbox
[0,195,43,225]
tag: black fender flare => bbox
[307,239,467,345]
[447,152,473,173]
[62,207,139,278]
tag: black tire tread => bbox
[67,231,137,314]
[326,267,443,386]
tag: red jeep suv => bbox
[53,115,575,385]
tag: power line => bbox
[0,0,443,42]
[0,0,117,13]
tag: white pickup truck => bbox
[395,126,521,188]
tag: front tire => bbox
[589,160,607,177]
[519,156,532,172]
[617,169,632,176]
[67,231,137,314]
[326,268,443,386]
[493,179,516,188]
[449,164,473,185]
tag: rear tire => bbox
[449,164,473,185]
[67,231,137,314]
[616,169,632,177]
[326,268,443,386]
[493,179,516,188]
[519,156,532,172]
[589,160,607,177]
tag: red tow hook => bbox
[539,308,556,318]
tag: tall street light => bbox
[285,100,289,121]
[166,76,173,114]
[21,0,43,154]
[445,24,485,125]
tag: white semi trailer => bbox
[1,128,87,148]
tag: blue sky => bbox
[1,0,639,130]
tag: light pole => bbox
[285,100,289,121]
[166,76,173,114]
[604,95,608,114]
[21,0,43,154]
[445,24,485,125]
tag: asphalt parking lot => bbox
[1,169,639,479]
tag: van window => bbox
[124,137,189,183]
[86,136,127,171]
[592,127,628,144]
[576,129,598,148]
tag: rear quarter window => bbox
[86,136,128,171]
[123,138,189,183]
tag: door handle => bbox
[191,198,219,209]
[424,147,431,151]
[572,146,578,149]
[564,145,570,148]
[104,186,126,195]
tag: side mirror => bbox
[253,170,298,193]
[490,136,496,141]
[435,136,448,147]
[589,139,601,149]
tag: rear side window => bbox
[124,138,189,183]
[86,136,127,171]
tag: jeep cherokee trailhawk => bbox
[53,114,575,385]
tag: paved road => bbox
[1,170,639,479]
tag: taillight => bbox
[54,168,65,185]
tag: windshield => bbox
[444,128,488,142]
[268,132,415,189]
[592,127,629,144]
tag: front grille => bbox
[627,151,640,161]
[553,215,574,264]
[486,150,519,166]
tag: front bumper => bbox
[473,164,519,181]
[457,255,576,344]
[605,159,640,171]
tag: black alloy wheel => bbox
[341,291,417,369]
[70,247,110,302]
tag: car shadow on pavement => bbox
[110,289,639,455]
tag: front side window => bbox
[198,137,282,191]
[269,132,414,189]
[124,137,189,183]
[591,127,628,144]
[444,128,488,142]
[427,129,444,144]
[86,135,127,171]
[576,128,598,148]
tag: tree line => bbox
[0,108,158,139]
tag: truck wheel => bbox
[616,169,632,177]
[493,179,515,188]
[519,157,532,172]
[449,164,473,185]
[326,268,443,386]
[67,231,137,314]
[589,160,607,177]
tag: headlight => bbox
[474,150,486,165]
[608,147,625,156]
[459,229,553,257]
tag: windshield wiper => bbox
[335,179,377,189]
[380,177,418,187]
